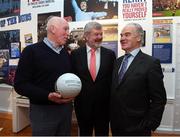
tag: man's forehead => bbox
[91,28,102,32]
[121,26,136,34]
[81,1,87,4]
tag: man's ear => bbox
[136,35,141,42]
[50,25,55,34]
[83,34,88,41]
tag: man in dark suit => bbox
[71,21,116,136]
[110,23,167,136]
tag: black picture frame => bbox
[142,30,146,47]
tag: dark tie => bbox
[118,53,131,83]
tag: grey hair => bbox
[126,23,144,46]
[84,22,102,36]
[45,16,55,31]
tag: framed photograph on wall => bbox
[24,33,33,46]
[102,24,118,56]
[67,28,85,52]
[142,30,146,47]
[152,43,172,63]
[64,0,118,22]
[0,50,9,84]
[0,0,20,18]
[7,66,17,85]
[10,42,21,58]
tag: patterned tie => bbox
[118,53,131,83]
[90,49,96,81]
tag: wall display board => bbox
[118,0,152,57]
[0,49,9,83]
[153,19,173,43]
[64,0,118,22]
[152,19,175,99]
[101,24,118,56]
[153,0,180,17]
[121,0,148,21]
[152,43,172,63]
[0,0,20,18]
[0,0,177,99]
[22,0,62,13]
[67,27,85,51]
[1,0,180,133]
[10,42,21,58]
[152,19,173,63]
[0,29,20,85]
[24,33,33,46]
[0,30,20,50]
[0,0,63,85]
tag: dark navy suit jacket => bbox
[110,50,167,135]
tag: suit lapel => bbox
[95,47,103,81]
[114,56,124,88]
[81,46,92,82]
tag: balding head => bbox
[46,16,67,33]
[46,16,69,46]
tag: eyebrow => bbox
[120,32,132,36]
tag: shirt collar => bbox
[86,44,100,53]
[43,37,64,54]
[129,48,140,57]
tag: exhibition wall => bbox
[0,0,180,133]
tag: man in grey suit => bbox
[110,23,167,136]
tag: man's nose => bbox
[120,35,126,40]
[97,34,102,39]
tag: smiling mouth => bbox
[121,40,127,44]
[121,42,126,45]
[95,39,102,43]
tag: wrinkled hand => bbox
[48,92,74,104]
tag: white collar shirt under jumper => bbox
[43,37,64,54]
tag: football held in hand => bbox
[55,73,82,98]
